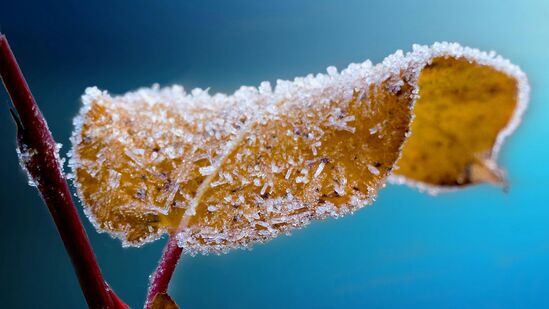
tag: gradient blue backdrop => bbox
[1,1,548,308]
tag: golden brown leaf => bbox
[70,42,528,252]
[150,293,179,309]
[70,67,413,252]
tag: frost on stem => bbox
[70,42,528,254]
[16,142,38,187]
[16,139,65,187]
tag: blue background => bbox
[1,1,548,308]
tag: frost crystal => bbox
[313,161,326,178]
[367,164,380,176]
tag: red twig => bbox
[145,235,183,308]
[0,33,127,309]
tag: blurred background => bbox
[1,0,548,308]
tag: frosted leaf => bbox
[70,55,413,251]
[69,42,527,254]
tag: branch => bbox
[145,235,183,308]
[0,33,127,309]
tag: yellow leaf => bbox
[391,46,528,194]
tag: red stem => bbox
[0,33,127,309]
[145,235,183,308]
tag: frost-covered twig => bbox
[145,235,183,308]
[0,33,127,309]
